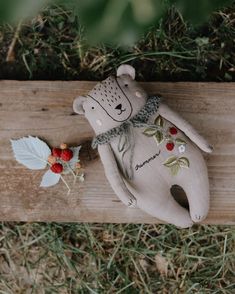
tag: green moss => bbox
[0,4,234,81]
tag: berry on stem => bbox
[169,127,178,135]
[51,163,63,174]
[166,142,174,151]
[52,148,62,158]
[76,162,81,169]
[47,155,56,165]
[60,143,67,150]
[61,149,73,161]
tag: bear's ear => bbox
[117,64,135,80]
[73,96,86,115]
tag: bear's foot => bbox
[140,195,193,228]
[191,213,207,223]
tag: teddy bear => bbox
[73,64,212,228]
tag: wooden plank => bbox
[0,80,234,224]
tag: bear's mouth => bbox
[117,108,126,115]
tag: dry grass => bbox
[0,223,234,293]
[0,5,234,81]
[0,3,235,293]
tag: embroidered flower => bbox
[178,144,186,154]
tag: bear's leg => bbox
[159,195,193,228]
[141,194,193,228]
[181,180,210,223]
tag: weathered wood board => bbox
[0,81,234,224]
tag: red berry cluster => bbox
[166,127,178,151]
[48,143,73,174]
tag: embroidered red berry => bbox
[169,127,178,135]
[52,148,62,158]
[50,163,63,174]
[61,149,73,162]
[166,142,174,151]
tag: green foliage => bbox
[171,0,234,24]
[0,223,234,292]
[66,0,234,45]
[64,0,167,45]
[0,0,48,23]
[0,0,233,45]
[0,4,234,81]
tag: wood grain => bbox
[0,80,234,224]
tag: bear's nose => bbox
[115,103,122,110]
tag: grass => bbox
[0,223,234,293]
[0,4,235,81]
[0,3,235,293]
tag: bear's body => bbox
[73,65,212,228]
[111,118,209,228]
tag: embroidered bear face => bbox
[73,65,148,134]
[88,76,133,122]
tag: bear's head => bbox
[73,65,148,134]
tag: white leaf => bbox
[68,146,82,170]
[11,136,51,170]
[40,170,61,187]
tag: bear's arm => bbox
[98,144,137,207]
[158,103,213,153]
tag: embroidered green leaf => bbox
[170,163,180,176]
[154,131,164,145]
[175,138,187,145]
[143,127,157,137]
[154,115,164,127]
[163,156,178,167]
[178,157,190,168]
[118,134,127,152]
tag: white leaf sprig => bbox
[40,169,61,187]
[11,136,51,169]
[69,146,82,170]
[11,136,84,192]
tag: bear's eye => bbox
[124,84,128,87]
[91,106,95,110]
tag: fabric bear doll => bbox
[73,64,212,228]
